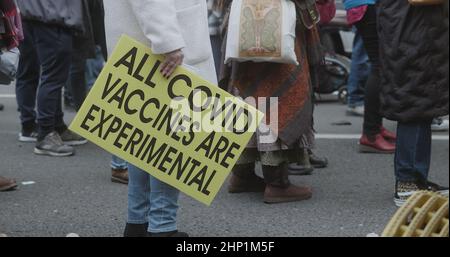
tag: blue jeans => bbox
[395,121,432,183]
[111,155,128,170]
[127,164,180,233]
[85,46,105,91]
[348,27,370,108]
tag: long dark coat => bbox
[378,0,449,123]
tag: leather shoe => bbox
[112,169,129,185]
[380,126,396,142]
[264,184,313,204]
[0,176,17,192]
[359,134,396,154]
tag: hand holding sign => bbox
[69,35,264,205]
[160,49,184,78]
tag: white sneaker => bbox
[347,106,365,117]
[431,118,449,132]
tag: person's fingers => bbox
[165,62,178,78]
[165,57,183,78]
[162,61,177,78]
[160,59,171,76]
[160,50,184,78]
[161,59,175,77]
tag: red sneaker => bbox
[380,126,397,142]
[359,134,396,154]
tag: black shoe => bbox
[0,103,4,111]
[19,123,38,143]
[148,231,189,237]
[395,180,449,207]
[308,150,329,169]
[425,181,449,196]
[288,163,314,176]
[288,149,314,176]
[124,223,148,237]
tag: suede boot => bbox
[263,163,313,204]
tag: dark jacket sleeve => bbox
[88,0,107,60]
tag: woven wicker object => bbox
[383,191,449,237]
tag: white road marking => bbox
[316,134,449,141]
[0,129,447,141]
[0,94,16,98]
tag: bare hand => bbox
[160,49,184,78]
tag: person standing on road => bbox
[377,0,449,206]
[346,27,370,117]
[1,0,22,112]
[219,0,324,204]
[343,0,397,154]
[65,0,108,112]
[0,0,21,192]
[104,0,217,237]
[15,0,89,156]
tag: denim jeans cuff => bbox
[396,177,420,183]
[148,226,177,234]
[348,102,364,108]
[111,164,128,170]
[127,219,149,225]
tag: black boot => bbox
[288,149,314,176]
[308,150,329,169]
[228,163,266,193]
[123,223,148,237]
[148,231,189,237]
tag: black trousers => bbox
[16,21,72,139]
[65,37,88,111]
[355,5,383,136]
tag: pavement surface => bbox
[0,86,448,237]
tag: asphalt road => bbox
[0,86,448,237]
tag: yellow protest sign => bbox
[69,35,263,206]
